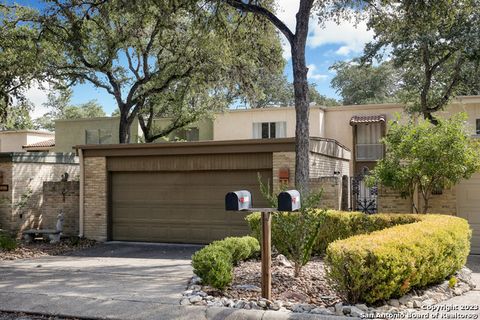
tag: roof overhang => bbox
[350,114,387,126]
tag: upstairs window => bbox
[253,122,286,139]
[356,123,384,161]
[85,129,113,144]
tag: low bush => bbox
[0,231,17,251]
[192,236,260,290]
[325,214,471,304]
[245,210,419,255]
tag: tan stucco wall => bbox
[54,117,141,152]
[213,107,325,140]
[151,118,214,141]
[0,131,54,152]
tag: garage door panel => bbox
[111,170,271,243]
[457,173,480,255]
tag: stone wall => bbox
[42,181,79,236]
[83,157,107,241]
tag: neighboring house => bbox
[52,96,480,253]
[54,117,213,152]
[23,138,55,152]
[0,130,54,153]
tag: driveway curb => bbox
[0,292,355,320]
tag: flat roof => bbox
[76,137,350,159]
[0,130,54,135]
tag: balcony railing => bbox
[356,143,384,161]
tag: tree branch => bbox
[222,0,294,44]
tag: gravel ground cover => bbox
[182,255,476,317]
[0,238,97,261]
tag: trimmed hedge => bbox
[191,236,260,290]
[245,210,419,255]
[326,214,471,304]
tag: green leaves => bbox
[364,0,480,117]
[330,60,400,105]
[371,113,480,213]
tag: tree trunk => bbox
[119,112,130,144]
[291,1,312,194]
[422,195,429,214]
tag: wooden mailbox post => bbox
[225,190,300,300]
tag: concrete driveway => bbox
[0,242,205,319]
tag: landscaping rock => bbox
[349,306,364,318]
[232,284,261,292]
[342,306,351,315]
[311,307,334,315]
[334,302,343,314]
[388,299,400,308]
[180,298,191,306]
[275,254,293,268]
[355,304,369,312]
[189,295,202,303]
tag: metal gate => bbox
[351,168,378,214]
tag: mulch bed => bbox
[205,256,342,307]
[0,238,97,261]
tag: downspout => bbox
[79,148,84,237]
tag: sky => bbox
[21,0,374,118]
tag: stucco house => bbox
[54,116,213,152]
[0,130,54,153]
[57,96,480,253]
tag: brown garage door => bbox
[457,173,480,255]
[111,170,271,243]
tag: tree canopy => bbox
[330,61,400,105]
[32,0,283,143]
[364,0,480,122]
[249,73,339,108]
[34,88,105,131]
[369,114,480,213]
[0,4,48,130]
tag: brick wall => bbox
[310,153,350,178]
[272,152,296,192]
[42,181,79,236]
[377,187,412,213]
[309,176,346,210]
[83,157,107,241]
[0,162,13,230]
[418,187,456,214]
[7,162,79,235]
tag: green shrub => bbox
[325,215,471,304]
[212,236,258,265]
[191,236,260,290]
[0,231,17,251]
[315,211,420,253]
[245,210,420,255]
[192,245,233,290]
